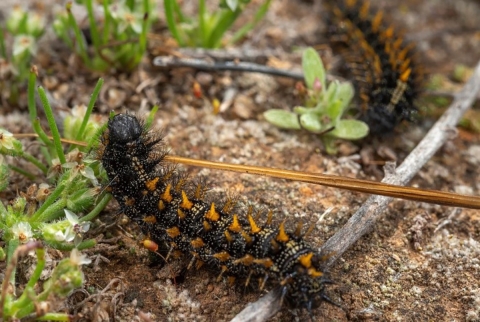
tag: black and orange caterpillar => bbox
[324,0,423,134]
[97,114,335,312]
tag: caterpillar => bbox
[324,0,423,134]
[97,113,336,315]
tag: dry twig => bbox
[170,47,290,62]
[153,56,304,80]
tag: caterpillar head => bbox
[107,114,143,144]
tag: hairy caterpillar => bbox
[97,114,336,314]
[325,0,422,134]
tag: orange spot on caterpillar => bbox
[166,226,180,238]
[228,214,242,233]
[205,202,220,221]
[371,10,383,32]
[125,197,135,206]
[213,251,231,262]
[253,258,274,268]
[400,68,412,83]
[224,230,233,243]
[180,190,193,209]
[299,252,314,268]
[177,208,186,219]
[247,214,261,234]
[276,222,289,243]
[161,184,173,202]
[191,237,205,248]
[158,199,165,210]
[234,254,254,266]
[359,1,369,19]
[143,215,156,224]
[203,220,212,231]
[308,268,323,278]
[145,177,159,191]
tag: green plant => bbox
[264,47,369,154]
[0,242,90,321]
[0,5,45,104]
[53,0,154,71]
[0,69,110,320]
[164,0,272,48]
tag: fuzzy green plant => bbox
[0,69,111,320]
[0,5,45,104]
[1,68,109,249]
[0,242,90,321]
[164,0,272,48]
[264,47,369,154]
[53,0,154,71]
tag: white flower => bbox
[0,129,15,150]
[54,210,91,246]
[11,222,33,243]
[26,13,45,36]
[62,161,99,186]
[12,35,37,57]
[54,226,75,242]
[109,4,143,34]
[70,248,91,266]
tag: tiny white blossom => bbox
[109,4,143,34]
[0,129,15,150]
[54,226,75,242]
[11,222,33,243]
[55,210,91,245]
[12,35,37,57]
[26,13,45,36]
[70,248,91,266]
[62,162,99,186]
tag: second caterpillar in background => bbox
[324,0,423,134]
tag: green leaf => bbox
[328,119,369,140]
[302,47,326,90]
[324,80,338,103]
[263,110,301,130]
[299,113,325,132]
[293,105,314,115]
[325,99,343,121]
[164,0,186,47]
[335,82,354,113]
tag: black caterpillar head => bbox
[108,114,143,144]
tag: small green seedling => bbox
[264,47,369,154]
[0,5,45,104]
[53,0,154,71]
[164,0,272,48]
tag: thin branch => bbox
[231,60,480,322]
[171,46,290,62]
[153,56,304,80]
